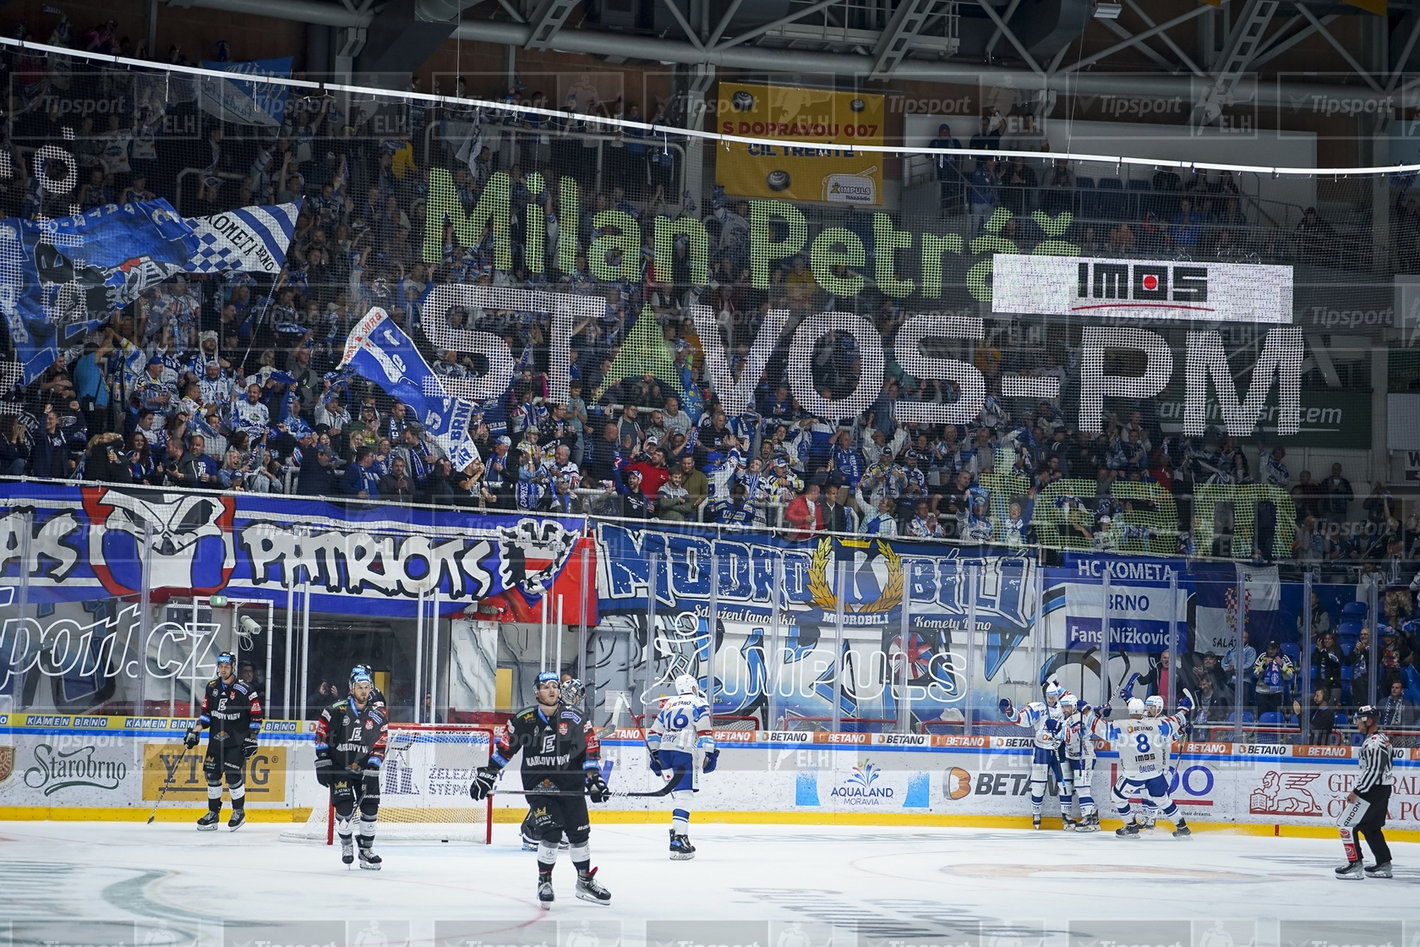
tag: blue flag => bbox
[196,57,292,127]
[2,199,301,385]
[338,308,482,469]
[1,200,198,384]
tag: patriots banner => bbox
[0,483,586,620]
[1,200,301,385]
[195,57,293,127]
[339,308,483,469]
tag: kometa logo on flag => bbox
[0,199,301,384]
[338,308,484,469]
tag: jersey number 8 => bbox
[1135,733,1151,753]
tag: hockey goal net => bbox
[280,724,494,845]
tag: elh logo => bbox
[1075,262,1211,314]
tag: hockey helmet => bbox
[534,670,561,690]
[560,678,585,705]
[350,667,373,686]
[675,674,700,696]
[1355,704,1379,724]
[215,651,236,668]
[1044,683,1064,704]
[1059,692,1079,709]
[1127,697,1146,716]
[1144,695,1165,715]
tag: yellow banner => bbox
[142,743,288,802]
[714,82,885,206]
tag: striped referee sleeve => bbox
[1354,734,1392,792]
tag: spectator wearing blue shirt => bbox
[1171,197,1203,250]
[343,446,381,500]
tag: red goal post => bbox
[280,723,494,846]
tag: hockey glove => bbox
[998,698,1015,719]
[314,756,334,788]
[183,728,200,749]
[1044,716,1062,735]
[586,770,610,804]
[243,736,259,760]
[469,764,499,801]
[702,749,720,774]
[1095,703,1112,719]
[1178,692,1194,713]
[647,750,663,776]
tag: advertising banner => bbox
[714,82,885,205]
[991,255,1295,323]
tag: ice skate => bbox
[227,809,245,831]
[340,836,355,866]
[670,832,695,860]
[575,867,611,904]
[1061,816,1078,832]
[1335,860,1364,879]
[358,847,382,871]
[1364,861,1392,878]
[1172,822,1191,838]
[1031,814,1041,829]
[538,879,555,909]
[1115,821,1140,838]
[196,810,220,831]
[1075,813,1100,833]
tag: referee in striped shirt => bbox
[1336,705,1395,879]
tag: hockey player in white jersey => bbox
[646,674,719,859]
[999,683,1072,829]
[1093,695,1192,838]
[1059,694,1100,832]
[1136,694,1171,831]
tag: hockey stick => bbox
[1118,671,1141,701]
[493,766,688,799]
[146,744,192,824]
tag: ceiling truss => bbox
[165,0,1420,113]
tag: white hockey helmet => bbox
[1127,697,1146,717]
[1044,683,1064,704]
[675,674,700,696]
[1059,692,1079,710]
[1144,695,1165,715]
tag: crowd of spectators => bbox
[925,107,1353,267]
[0,12,1396,573]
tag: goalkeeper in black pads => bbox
[184,650,262,831]
[314,668,388,869]
[470,671,612,909]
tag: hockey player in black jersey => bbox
[184,651,262,831]
[314,668,388,870]
[521,676,585,851]
[470,671,611,909]
[348,664,387,708]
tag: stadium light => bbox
[1094,2,1122,18]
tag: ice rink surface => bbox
[4,820,1420,947]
